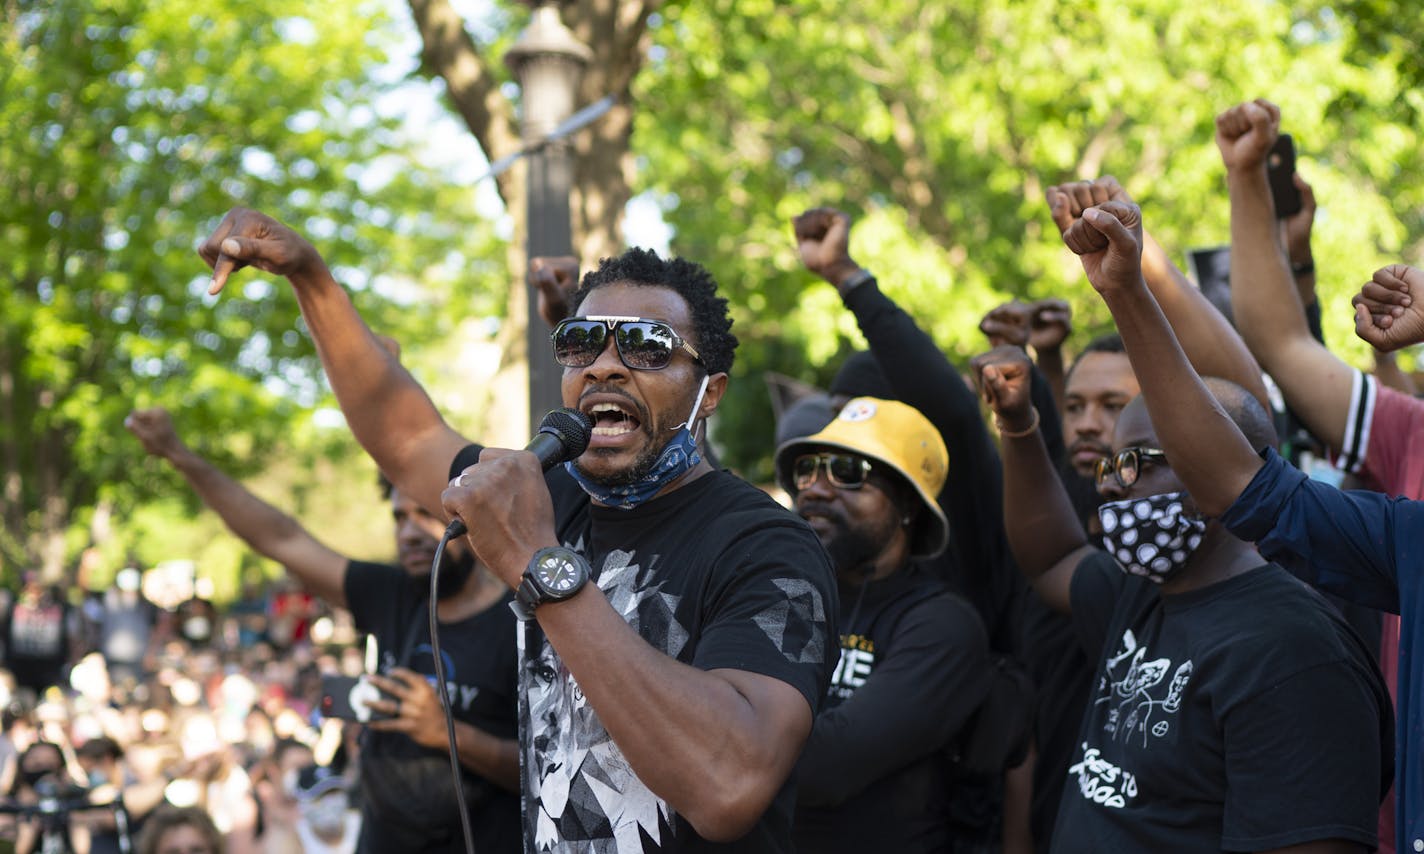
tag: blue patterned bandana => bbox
[565,376,708,511]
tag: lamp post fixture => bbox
[506,1,592,435]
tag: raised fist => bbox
[979,301,1032,350]
[970,345,1037,433]
[1046,176,1131,237]
[1029,298,1073,352]
[125,408,184,460]
[1062,202,1145,297]
[792,207,860,288]
[1354,264,1424,352]
[1214,98,1280,173]
[528,256,580,328]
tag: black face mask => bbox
[412,545,476,601]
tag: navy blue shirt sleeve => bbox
[1219,447,1401,614]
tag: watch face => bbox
[536,552,583,593]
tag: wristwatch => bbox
[510,546,590,622]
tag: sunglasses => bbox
[1094,446,1169,489]
[792,453,873,493]
[551,316,703,371]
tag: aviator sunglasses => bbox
[792,452,873,493]
[551,316,703,371]
[1094,446,1169,489]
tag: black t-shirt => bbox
[3,596,72,692]
[343,560,521,854]
[793,566,993,853]
[450,448,837,854]
[1052,552,1391,852]
[1019,463,1103,852]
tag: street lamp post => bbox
[506,1,592,435]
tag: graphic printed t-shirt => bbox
[4,597,71,691]
[793,567,993,853]
[1053,551,1389,853]
[343,560,521,854]
[451,449,837,854]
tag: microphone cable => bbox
[421,407,589,854]
[430,526,478,854]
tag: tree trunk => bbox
[404,0,660,442]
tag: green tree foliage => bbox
[0,0,501,585]
[632,0,1424,478]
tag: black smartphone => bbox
[319,674,395,722]
[1267,133,1302,218]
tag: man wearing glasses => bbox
[198,210,837,853]
[772,397,998,852]
[971,297,1391,845]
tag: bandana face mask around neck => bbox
[1098,490,1207,584]
[566,374,709,510]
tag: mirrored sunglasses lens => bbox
[615,321,676,369]
[553,322,606,367]
[1094,456,1112,487]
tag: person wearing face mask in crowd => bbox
[73,736,171,854]
[4,740,92,854]
[975,342,1391,852]
[289,764,360,854]
[125,407,521,853]
[970,190,1394,851]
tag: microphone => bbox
[444,407,593,538]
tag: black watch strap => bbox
[509,547,589,622]
[511,575,542,622]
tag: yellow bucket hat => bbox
[774,397,950,558]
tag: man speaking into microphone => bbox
[198,209,838,853]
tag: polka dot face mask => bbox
[1098,491,1207,584]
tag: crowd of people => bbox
[4,97,1422,854]
[0,563,367,853]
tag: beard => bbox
[801,498,896,579]
[411,545,476,601]
[823,526,885,579]
[574,433,665,487]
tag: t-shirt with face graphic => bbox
[451,447,838,853]
[1052,550,1390,852]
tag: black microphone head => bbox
[538,407,593,461]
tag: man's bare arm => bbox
[1221,100,1357,450]
[538,592,812,840]
[971,345,1096,613]
[442,448,818,841]
[1048,178,1269,410]
[125,408,348,606]
[198,208,467,516]
[1067,201,1261,516]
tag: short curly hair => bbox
[570,248,738,375]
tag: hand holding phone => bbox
[320,674,395,723]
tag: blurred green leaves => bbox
[635,0,1424,480]
[0,0,501,586]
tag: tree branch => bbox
[406,0,523,207]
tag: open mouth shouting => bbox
[581,393,649,450]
